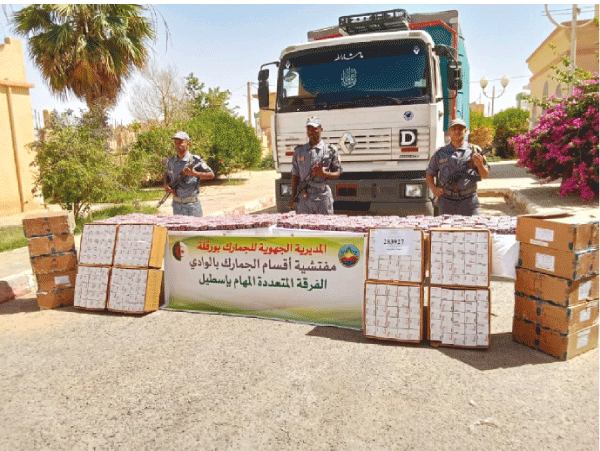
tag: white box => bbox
[476,333,489,346]
[465,334,478,347]
[453,334,466,346]
[465,312,477,324]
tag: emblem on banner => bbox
[172,241,188,261]
[338,244,360,268]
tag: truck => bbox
[258,9,470,216]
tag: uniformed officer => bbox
[289,117,342,214]
[165,131,215,216]
[426,118,489,216]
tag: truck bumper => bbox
[275,177,434,216]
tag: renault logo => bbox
[338,132,356,153]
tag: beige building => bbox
[0,37,40,216]
[527,11,599,125]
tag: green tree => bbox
[186,110,260,177]
[469,111,493,129]
[492,108,530,159]
[130,109,261,181]
[12,4,156,112]
[185,73,238,117]
[30,108,136,219]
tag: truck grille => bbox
[277,128,429,163]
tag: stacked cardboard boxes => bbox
[22,211,77,309]
[428,228,492,349]
[513,213,599,360]
[108,224,166,313]
[74,223,167,313]
[364,228,425,343]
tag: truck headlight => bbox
[280,183,292,196]
[405,184,423,198]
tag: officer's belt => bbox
[442,186,477,198]
[307,181,326,188]
[173,195,199,203]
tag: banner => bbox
[165,231,366,329]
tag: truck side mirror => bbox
[447,60,463,91]
[258,69,270,109]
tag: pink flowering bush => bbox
[510,72,599,200]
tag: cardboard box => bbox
[515,268,598,307]
[107,268,163,313]
[36,288,75,309]
[428,228,491,288]
[30,251,78,275]
[516,213,599,251]
[36,269,78,292]
[78,224,118,266]
[27,234,76,257]
[363,281,423,343]
[428,287,491,349]
[113,224,168,269]
[518,243,598,280]
[514,293,599,335]
[22,211,75,238]
[512,317,598,360]
[74,265,111,311]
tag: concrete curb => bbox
[479,188,539,214]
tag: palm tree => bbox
[12,4,157,112]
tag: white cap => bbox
[449,118,467,129]
[306,116,322,128]
[172,131,190,141]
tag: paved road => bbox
[0,161,598,450]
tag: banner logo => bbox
[338,244,360,268]
[172,241,188,261]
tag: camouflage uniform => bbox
[427,142,488,216]
[291,140,342,215]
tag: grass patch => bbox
[102,188,164,203]
[75,204,159,234]
[0,226,28,252]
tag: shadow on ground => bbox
[307,326,558,370]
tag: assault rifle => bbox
[291,163,323,205]
[156,158,197,208]
[444,145,492,187]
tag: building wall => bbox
[527,13,599,125]
[0,37,40,216]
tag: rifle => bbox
[291,162,323,205]
[156,158,197,208]
[444,145,492,187]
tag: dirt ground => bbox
[0,196,597,451]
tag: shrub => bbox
[469,111,493,129]
[30,108,135,219]
[468,126,494,150]
[510,72,599,201]
[185,110,261,177]
[492,108,529,159]
[130,110,261,180]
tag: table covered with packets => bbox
[23,211,599,359]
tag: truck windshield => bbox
[278,40,430,112]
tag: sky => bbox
[1,3,598,127]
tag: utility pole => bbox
[544,4,598,96]
[247,82,253,128]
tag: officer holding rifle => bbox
[289,117,342,214]
[426,118,489,216]
[165,131,214,216]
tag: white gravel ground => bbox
[0,199,597,450]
